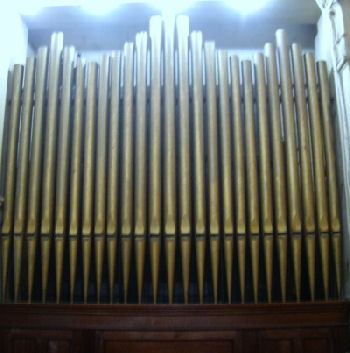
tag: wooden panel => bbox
[302,339,330,353]
[0,303,348,353]
[47,340,71,353]
[104,341,232,353]
[12,338,38,353]
[259,340,294,353]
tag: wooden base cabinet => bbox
[0,302,349,353]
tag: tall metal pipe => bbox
[82,62,98,303]
[120,43,134,303]
[69,57,85,303]
[1,64,23,302]
[242,60,259,303]
[149,16,162,303]
[291,44,316,300]
[107,51,121,303]
[27,47,48,303]
[94,55,110,303]
[230,55,246,303]
[305,53,330,300]
[134,32,147,303]
[205,42,220,303]
[163,18,176,304]
[276,30,302,301]
[41,32,63,302]
[218,50,234,303]
[55,46,75,303]
[264,43,288,302]
[176,15,191,304]
[13,58,35,302]
[317,61,342,298]
[254,53,273,303]
[191,31,206,304]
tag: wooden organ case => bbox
[0,15,349,353]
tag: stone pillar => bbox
[315,0,350,298]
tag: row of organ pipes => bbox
[0,15,342,304]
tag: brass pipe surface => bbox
[218,50,234,303]
[82,62,98,303]
[149,16,162,303]
[218,50,234,236]
[107,51,121,302]
[254,53,273,303]
[230,56,246,303]
[27,47,48,302]
[134,32,147,303]
[163,18,176,237]
[191,31,206,304]
[205,43,219,236]
[242,60,259,303]
[264,42,288,302]
[191,31,206,236]
[94,55,110,303]
[276,30,302,302]
[13,57,35,302]
[305,53,330,299]
[317,61,342,297]
[1,64,23,302]
[204,42,219,302]
[55,46,75,303]
[41,32,63,302]
[13,58,35,236]
[291,43,316,300]
[121,43,134,302]
[176,15,191,303]
[164,18,176,303]
[242,60,259,236]
[134,33,147,236]
[275,30,302,234]
[69,57,85,302]
[205,42,220,302]
[2,65,24,236]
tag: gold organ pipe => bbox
[230,56,246,303]
[317,61,342,298]
[191,31,206,304]
[291,44,316,300]
[121,43,134,303]
[0,72,13,302]
[204,42,220,303]
[69,57,85,302]
[264,43,288,302]
[55,47,75,303]
[41,32,63,302]
[134,32,147,303]
[1,64,23,302]
[0,19,344,305]
[13,58,35,302]
[242,60,259,303]
[276,30,302,302]
[82,62,98,303]
[176,15,191,304]
[305,53,330,300]
[149,16,162,303]
[107,51,121,303]
[218,50,234,303]
[27,47,48,303]
[94,55,110,303]
[163,18,176,304]
[254,53,274,303]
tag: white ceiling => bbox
[22,0,321,51]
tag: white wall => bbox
[0,6,28,156]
